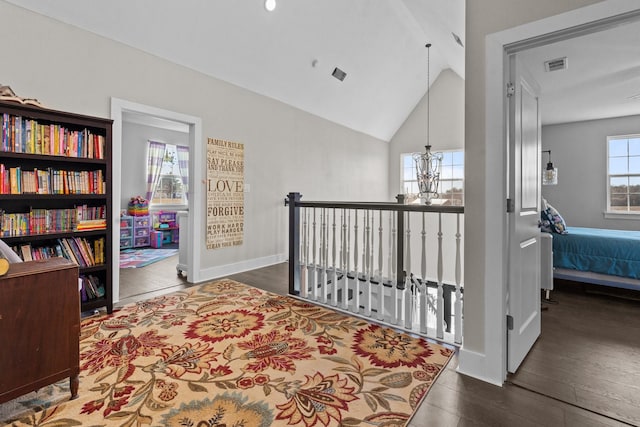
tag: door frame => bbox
[477,2,640,385]
[110,98,204,303]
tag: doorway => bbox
[110,98,204,303]
[491,7,640,424]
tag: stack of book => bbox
[0,164,105,195]
[76,219,107,231]
[12,237,105,266]
[1,113,106,159]
[80,275,105,302]
[0,205,106,236]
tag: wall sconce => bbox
[542,150,558,185]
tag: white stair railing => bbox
[286,193,464,345]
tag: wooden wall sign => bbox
[206,138,244,249]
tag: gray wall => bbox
[542,114,640,230]
[389,69,465,199]
[0,1,389,279]
[120,121,189,211]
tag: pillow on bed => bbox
[541,203,568,234]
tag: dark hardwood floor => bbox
[509,281,640,426]
[118,254,188,305]
[118,261,636,426]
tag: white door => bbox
[507,54,542,372]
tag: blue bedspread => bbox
[552,227,640,279]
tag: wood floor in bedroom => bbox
[119,260,638,426]
[509,280,640,426]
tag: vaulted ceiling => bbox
[6,1,640,140]
[5,0,465,141]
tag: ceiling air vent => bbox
[452,32,464,48]
[332,67,347,82]
[544,57,568,72]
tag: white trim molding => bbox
[604,211,640,220]
[197,254,288,283]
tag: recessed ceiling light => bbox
[264,0,276,12]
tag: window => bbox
[147,142,189,206]
[607,135,640,213]
[401,150,464,205]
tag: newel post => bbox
[287,192,302,295]
[395,194,406,290]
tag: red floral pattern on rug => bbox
[185,309,264,343]
[352,324,434,368]
[8,279,454,427]
[238,329,315,373]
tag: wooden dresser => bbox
[0,258,80,403]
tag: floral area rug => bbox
[0,382,69,426]
[7,279,454,426]
[119,248,178,268]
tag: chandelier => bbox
[412,43,443,205]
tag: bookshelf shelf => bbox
[0,100,113,314]
[0,194,107,200]
[1,229,106,243]
[80,265,107,274]
[0,150,108,165]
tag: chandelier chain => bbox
[426,43,431,147]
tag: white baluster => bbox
[403,212,412,329]
[420,212,427,280]
[345,210,351,310]
[311,209,318,301]
[420,212,428,334]
[300,207,308,298]
[392,211,405,326]
[353,211,359,313]
[455,213,463,344]
[391,211,397,281]
[382,211,396,322]
[436,212,444,339]
[375,211,383,319]
[340,209,348,309]
[387,213,393,280]
[364,210,372,316]
[331,208,338,307]
[382,213,392,321]
[321,208,328,303]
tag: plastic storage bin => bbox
[150,231,163,248]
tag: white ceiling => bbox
[520,19,640,125]
[5,0,465,141]
[6,1,640,138]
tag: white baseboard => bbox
[197,253,287,283]
[456,347,505,387]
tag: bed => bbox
[551,227,640,291]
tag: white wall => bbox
[388,69,465,199]
[542,114,640,230]
[388,69,466,286]
[1,1,389,282]
[121,121,189,211]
